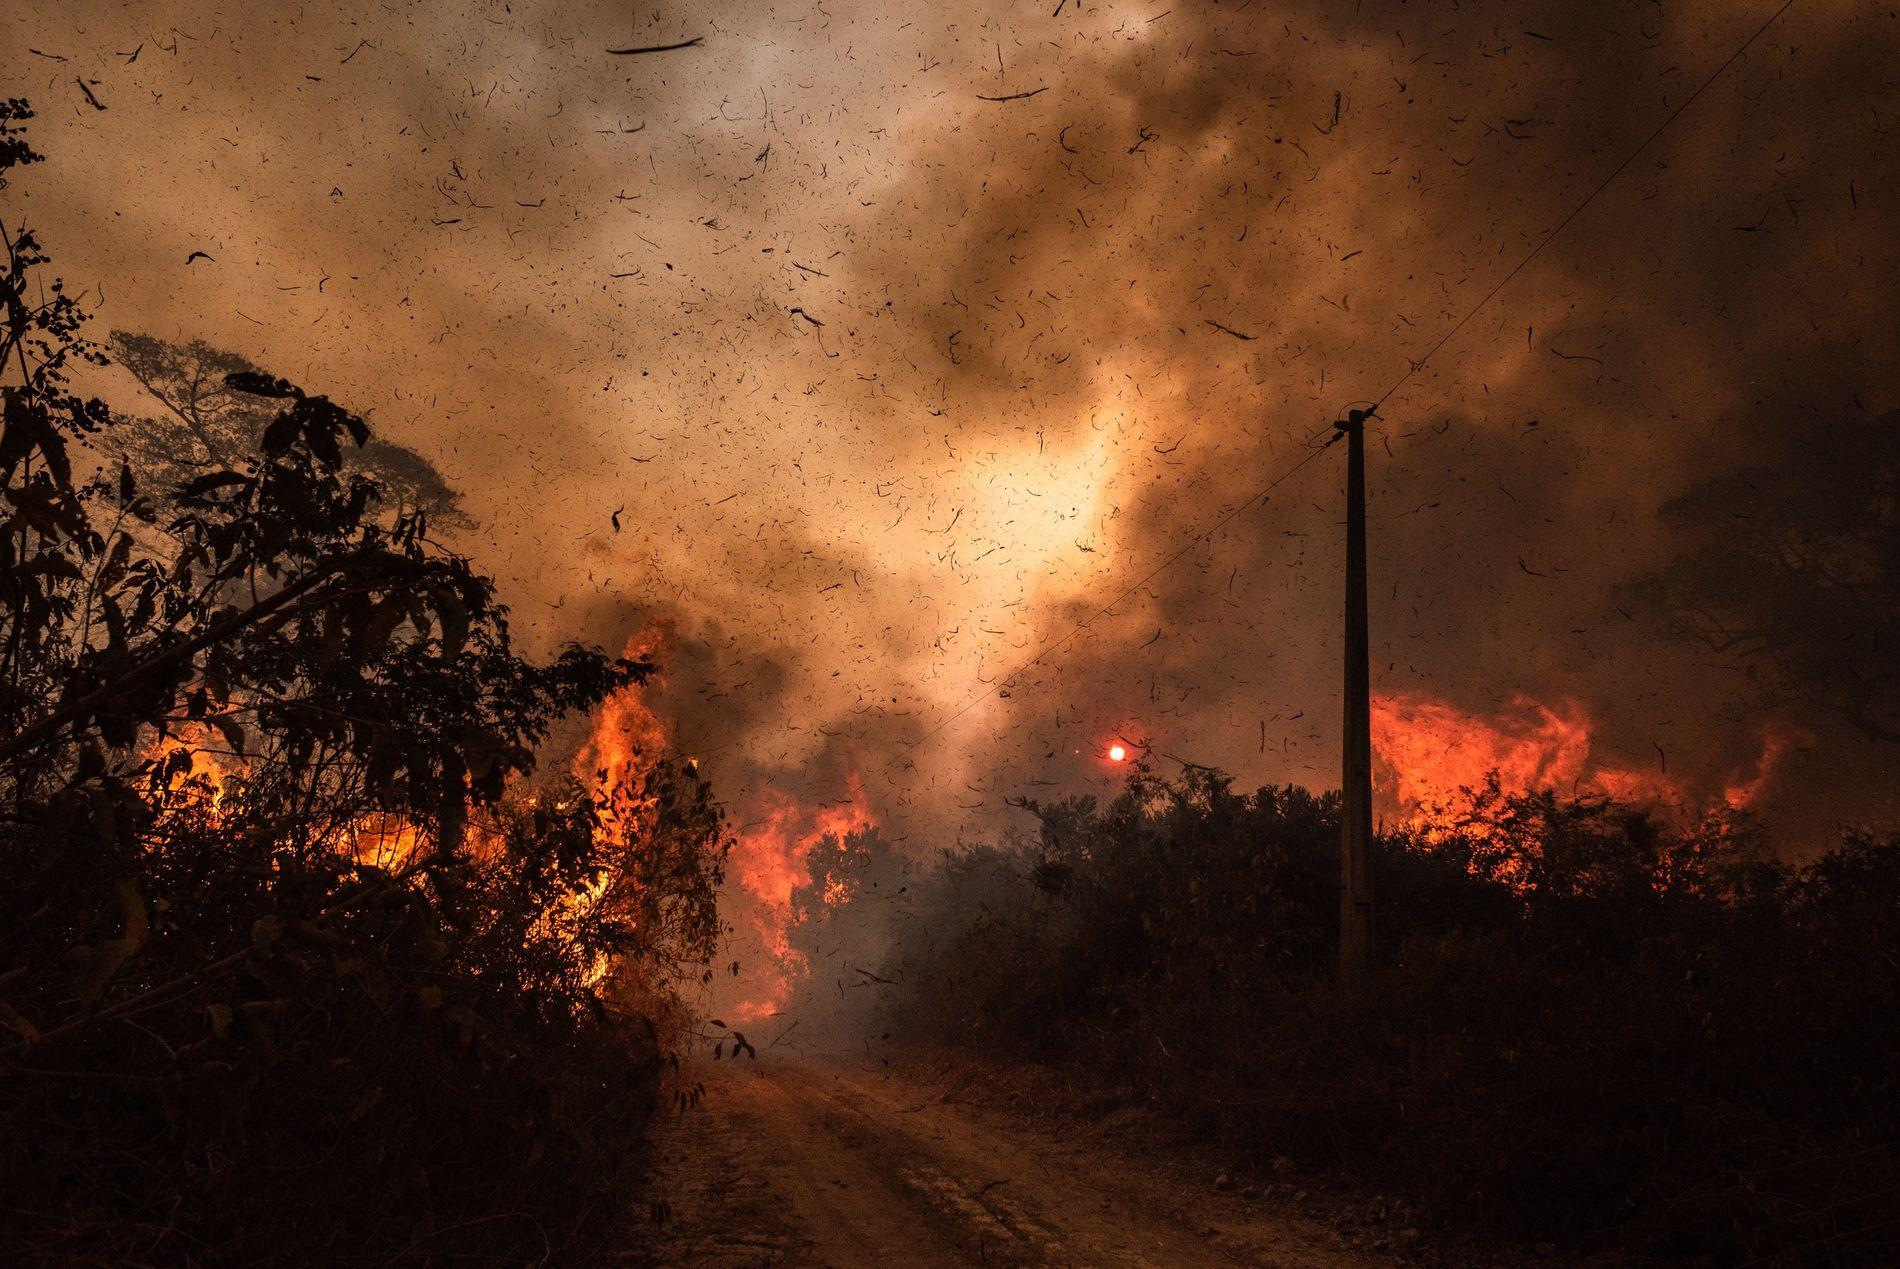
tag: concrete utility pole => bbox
[1336,407,1375,987]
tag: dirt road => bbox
[630,1056,1386,1267]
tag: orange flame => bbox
[142,722,451,877]
[727,773,874,1018]
[336,813,429,871]
[136,673,676,993]
[1719,725,1803,811]
[146,722,235,808]
[1371,693,1595,812]
[574,633,669,796]
[563,632,678,986]
[1371,691,1794,821]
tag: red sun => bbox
[1107,744,1127,762]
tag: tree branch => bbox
[0,554,360,765]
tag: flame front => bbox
[727,773,874,1019]
[1371,693,1596,813]
[1371,690,1794,821]
[562,633,676,986]
[574,638,669,796]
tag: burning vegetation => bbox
[723,775,876,1019]
[0,105,726,1265]
[787,761,1900,1266]
[1370,691,1801,827]
[3,0,1896,1253]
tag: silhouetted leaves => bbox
[1629,414,1900,746]
[112,331,467,525]
[0,103,723,1265]
[854,765,1900,1265]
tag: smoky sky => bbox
[8,0,1899,841]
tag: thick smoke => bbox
[10,0,1898,874]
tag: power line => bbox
[1370,0,1800,414]
[897,0,1801,767]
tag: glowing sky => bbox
[8,0,1898,840]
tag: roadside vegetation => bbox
[796,764,1900,1266]
[0,101,724,1264]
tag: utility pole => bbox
[1336,406,1374,988]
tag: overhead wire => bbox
[1368,0,1800,415]
[893,0,1802,769]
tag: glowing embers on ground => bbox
[1370,690,1798,822]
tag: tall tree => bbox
[1629,412,1900,743]
[1,99,726,1263]
[110,331,469,526]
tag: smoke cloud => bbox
[10,0,1898,867]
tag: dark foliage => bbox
[0,103,724,1264]
[1625,411,1900,745]
[108,331,471,528]
[830,763,1900,1265]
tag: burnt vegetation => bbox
[0,102,725,1263]
[796,766,1900,1266]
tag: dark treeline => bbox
[0,101,725,1263]
[794,766,1900,1266]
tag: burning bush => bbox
[0,102,724,1264]
[833,761,1900,1265]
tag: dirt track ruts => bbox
[629,1057,1384,1267]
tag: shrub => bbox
[832,763,1900,1264]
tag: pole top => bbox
[1333,405,1377,435]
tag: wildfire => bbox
[561,632,679,986]
[1370,691,1796,822]
[129,636,689,994]
[573,633,670,799]
[1371,693,1595,812]
[337,813,428,871]
[574,634,881,1018]
[727,772,875,1018]
[1720,726,1801,810]
[147,723,234,808]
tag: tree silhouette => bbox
[110,330,469,526]
[1629,411,1899,744]
[0,98,723,1263]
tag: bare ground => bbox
[626,1055,1392,1267]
